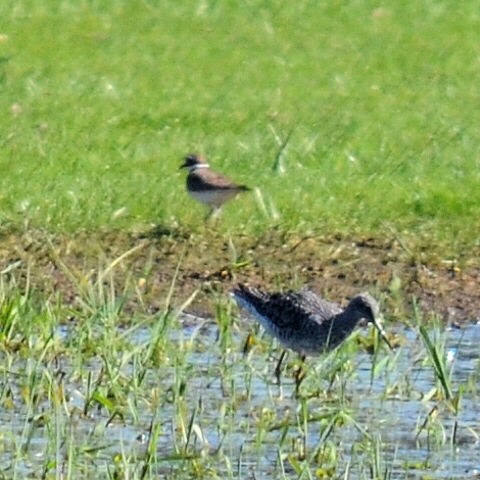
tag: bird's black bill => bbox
[373,321,393,350]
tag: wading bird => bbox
[231,283,392,391]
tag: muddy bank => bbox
[1,228,478,323]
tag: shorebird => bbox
[179,153,250,219]
[231,284,392,389]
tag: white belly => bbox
[189,189,239,208]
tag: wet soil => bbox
[1,228,478,323]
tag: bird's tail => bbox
[231,283,265,304]
[230,284,268,320]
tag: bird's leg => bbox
[205,206,222,223]
[294,354,307,394]
[242,333,254,355]
[274,350,288,385]
[204,207,214,222]
[212,206,222,219]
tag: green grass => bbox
[0,1,479,254]
[1,3,479,477]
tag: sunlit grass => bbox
[0,1,479,478]
[0,1,479,257]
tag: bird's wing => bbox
[188,169,241,190]
[232,285,341,330]
[250,291,338,329]
[297,289,343,320]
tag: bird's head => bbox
[180,153,208,170]
[348,293,392,349]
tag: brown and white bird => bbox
[180,154,250,218]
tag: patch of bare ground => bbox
[1,228,478,324]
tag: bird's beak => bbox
[373,317,393,350]
[179,162,188,170]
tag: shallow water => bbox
[1,318,479,478]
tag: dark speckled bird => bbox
[180,153,250,219]
[231,283,392,388]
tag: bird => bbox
[179,153,250,219]
[231,283,392,389]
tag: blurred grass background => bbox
[0,1,478,254]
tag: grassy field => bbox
[1,2,480,478]
[0,0,479,256]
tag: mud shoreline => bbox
[2,229,478,324]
